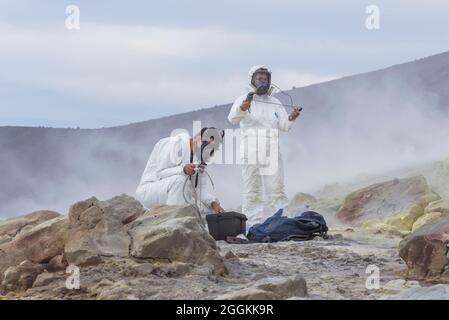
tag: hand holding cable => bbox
[240,92,254,112]
[182,162,219,220]
[183,163,196,176]
[288,107,301,121]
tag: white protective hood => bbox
[246,65,273,95]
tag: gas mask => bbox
[254,79,270,95]
[193,127,225,164]
[251,68,272,95]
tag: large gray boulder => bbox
[63,195,224,273]
[336,176,439,233]
[64,195,146,266]
[11,216,69,263]
[129,205,226,275]
[399,215,449,281]
[0,215,68,285]
[0,210,61,245]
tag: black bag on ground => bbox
[206,211,247,241]
[247,209,328,243]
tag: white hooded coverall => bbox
[135,132,218,215]
[228,66,295,225]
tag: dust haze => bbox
[1,54,449,219]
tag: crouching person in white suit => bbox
[136,127,225,216]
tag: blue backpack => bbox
[247,209,328,242]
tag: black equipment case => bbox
[205,211,247,241]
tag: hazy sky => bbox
[1,0,449,128]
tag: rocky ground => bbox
[0,224,410,300]
[1,158,449,300]
[1,224,443,300]
[219,230,406,300]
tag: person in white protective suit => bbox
[228,66,300,224]
[135,127,225,216]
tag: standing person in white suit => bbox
[228,66,301,224]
